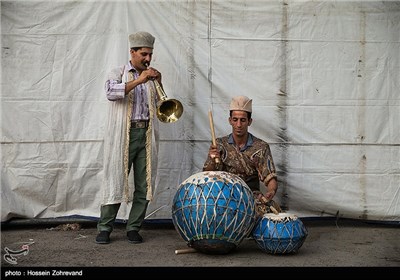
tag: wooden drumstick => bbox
[269,206,279,215]
[175,248,197,255]
[208,110,220,164]
[261,195,279,215]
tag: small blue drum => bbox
[252,213,308,254]
[172,171,256,254]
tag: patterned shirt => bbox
[203,133,277,191]
[105,61,150,121]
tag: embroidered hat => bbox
[129,31,155,48]
[229,95,252,113]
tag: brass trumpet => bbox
[153,80,183,123]
[145,63,183,123]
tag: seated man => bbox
[203,95,282,218]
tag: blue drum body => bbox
[252,213,308,254]
[172,171,256,254]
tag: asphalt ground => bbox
[1,218,399,278]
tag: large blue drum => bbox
[172,171,256,254]
[252,212,308,254]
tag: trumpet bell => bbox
[157,98,184,123]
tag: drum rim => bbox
[262,212,298,220]
[182,170,248,186]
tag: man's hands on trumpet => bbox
[125,67,162,94]
[138,67,162,84]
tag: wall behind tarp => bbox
[1,0,399,223]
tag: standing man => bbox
[203,96,281,217]
[96,31,162,244]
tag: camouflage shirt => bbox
[203,133,277,191]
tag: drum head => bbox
[263,212,298,221]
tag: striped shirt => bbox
[105,62,150,121]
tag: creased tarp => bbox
[1,0,399,223]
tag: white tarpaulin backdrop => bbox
[1,0,399,223]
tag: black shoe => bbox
[127,230,143,244]
[96,231,110,244]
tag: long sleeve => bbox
[104,65,127,101]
